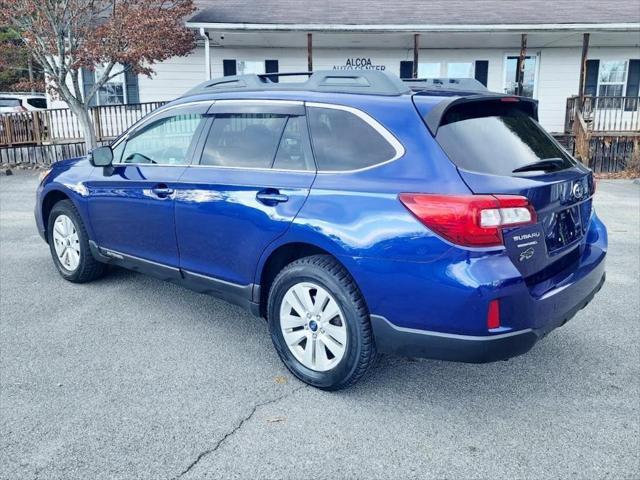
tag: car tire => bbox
[47,199,106,283]
[267,254,377,390]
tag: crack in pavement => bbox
[173,384,307,479]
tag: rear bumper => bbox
[372,270,605,363]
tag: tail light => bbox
[399,194,536,247]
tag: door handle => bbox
[151,184,175,198]
[256,189,289,205]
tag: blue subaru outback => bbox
[36,71,607,390]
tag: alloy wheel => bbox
[52,214,81,272]
[279,282,347,372]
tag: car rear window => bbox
[0,98,20,107]
[435,101,575,176]
[27,98,47,109]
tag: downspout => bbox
[199,27,211,80]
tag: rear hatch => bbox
[414,95,594,283]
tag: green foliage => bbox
[0,26,44,92]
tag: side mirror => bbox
[90,146,113,167]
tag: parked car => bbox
[0,93,47,113]
[35,71,607,390]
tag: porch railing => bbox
[0,101,167,147]
[568,94,640,172]
[566,95,640,133]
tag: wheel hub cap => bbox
[279,282,347,372]
[52,214,80,272]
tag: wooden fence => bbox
[0,101,166,147]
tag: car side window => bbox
[120,114,204,165]
[200,113,287,168]
[272,116,315,171]
[307,106,398,171]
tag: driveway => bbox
[1,172,638,480]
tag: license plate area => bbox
[544,204,585,253]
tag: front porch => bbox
[564,95,639,172]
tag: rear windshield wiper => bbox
[512,158,566,173]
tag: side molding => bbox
[88,241,261,315]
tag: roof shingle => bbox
[189,0,640,26]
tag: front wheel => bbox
[47,200,106,283]
[267,255,376,390]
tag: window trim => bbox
[306,102,406,173]
[109,100,406,173]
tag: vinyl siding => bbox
[136,45,640,133]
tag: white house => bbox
[69,0,640,134]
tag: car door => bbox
[175,100,316,295]
[86,103,208,268]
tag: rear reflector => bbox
[487,299,501,329]
[398,194,536,247]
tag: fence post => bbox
[32,112,42,144]
[92,107,103,142]
[4,115,14,147]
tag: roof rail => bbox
[404,78,488,93]
[183,70,412,97]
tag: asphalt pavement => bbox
[1,172,638,479]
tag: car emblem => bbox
[572,182,585,200]
[519,247,535,262]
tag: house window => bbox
[222,60,279,82]
[446,62,474,78]
[418,63,440,78]
[82,65,138,107]
[237,61,265,75]
[598,61,627,108]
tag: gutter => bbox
[186,22,640,33]
[199,27,211,81]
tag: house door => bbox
[504,55,538,98]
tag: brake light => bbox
[398,194,536,247]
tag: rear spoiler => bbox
[417,94,539,135]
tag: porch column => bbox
[515,33,528,96]
[413,34,420,78]
[578,33,590,106]
[307,33,313,71]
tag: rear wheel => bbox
[267,254,376,390]
[47,200,106,283]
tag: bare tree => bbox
[1,0,196,148]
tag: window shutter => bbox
[474,60,489,87]
[584,59,599,97]
[625,59,640,111]
[223,59,237,76]
[265,60,279,83]
[124,66,139,105]
[400,61,414,79]
[81,67,97,106]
